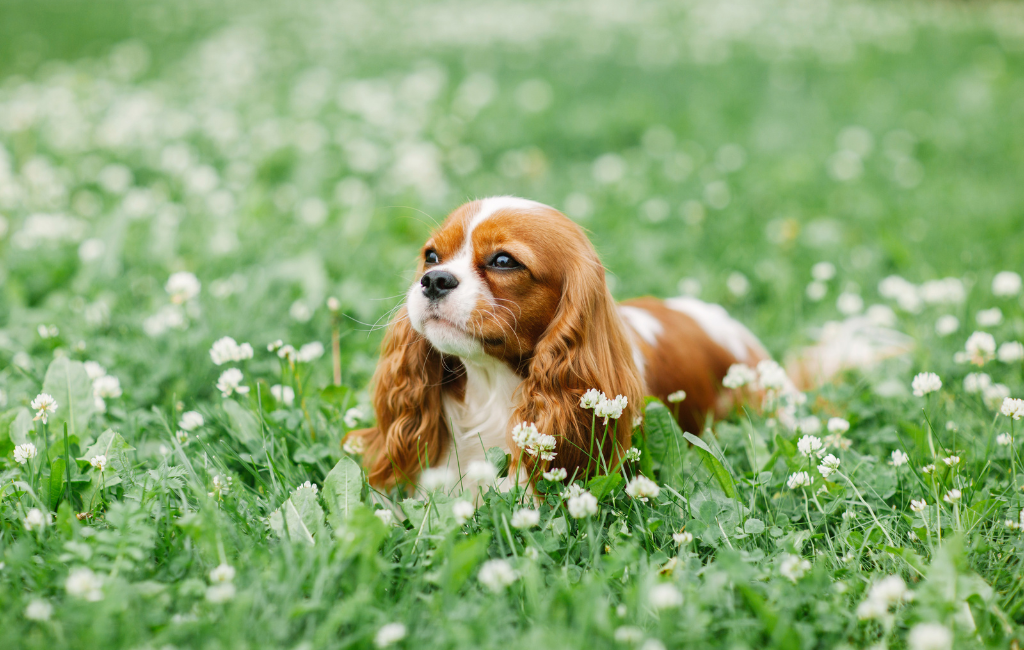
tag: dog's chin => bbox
[421,317,485,359]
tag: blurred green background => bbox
[1,0,1023,405]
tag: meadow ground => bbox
[2,0,1024,648]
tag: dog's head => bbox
[362,197,643,489]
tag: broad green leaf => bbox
[643,400,685,481]
[682,431,737,498]
[42,357,96,443]
[10,409,33,446]
[323,456,363,528]
[79,429,134,462]
[401,495,457,535]
[744,518,765,535]
[587,473,623,501]
[774,433,797,458]
[48,457,66,509]
[269,485,324,545]
[222,399,260,446]
[485,446,509,478]
[443,533,490,593]
[320,385,350,405]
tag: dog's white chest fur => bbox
[435,356,521,493]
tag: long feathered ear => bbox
[362,307,451,490]
[511,256,644,482]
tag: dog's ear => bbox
[362,308,450,489]
[510,257,644,481]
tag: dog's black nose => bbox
[420,270,459,301]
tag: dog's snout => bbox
[420,270,459,301]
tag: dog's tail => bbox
[785,315,914,391]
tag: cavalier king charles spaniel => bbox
[351,196,906,494]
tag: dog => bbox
[350,197,908,494]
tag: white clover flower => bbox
[911,372,942,397]
[827,418,850,434]
[24,599,53,621]
[648,583,683,610]
[614,626,644,644]
[83,361,107,380]
[175,430,189,445]
[374,622,407,648]
[205,583,236,603]
[817,454,841,479]
[478,559,517,592]
[564,483,585,499]
[14,443,37,465]
[1001,398,1024,420]
[935,315,959,337]
[787,472,811,489]
[921,464,936,474]
[374,509,396,527]
[722,363,757,389]
[65,568,103,601]
[31,393,58,424]
[943,489,961,504]
[466,460,498,484]
[998,342,1024,363]
[209,474,232,497]
[89,455,107,471]
[567,491,598,518]
[511,508,540,529]
[910,499,928,512]
[837,292,864,315]
[890,450,909,467]
[166,271,201,304]
[209,563,236,583]
[975,308,1003,328]
[543,467,567,482]
[797,417,821,435]
[997,433,1012,446]
[452,500,475,525]
[343,407,364,428]
[267,340,284,352]
[209,336,254,365]
[326,296,341,312]
[806,281,827,302]
[812,261,836,281]
[756,360,789,391]
[419,467,453,492]
[270,384,295,407]
[511,422,557,461]
[296,341,325,363]
[523,546,540,560]
[92,375,122,401]
[624,447,642,462]
[667,390,687,403]
[673,531,694,545]
[942,455,960,467]
[779,554,811,583]
[342,434,366,455]
[797,435,823,458]
[625,475,660,501]
[963,372,991,394]
[920,278,965,305]
[579,388,603,409]
[907,622,953,650]
[24,508,49,532]
[297,481,318,495]
[277,345,297,361]
[179,411,204,431]
[992,271,1023,297]
[595,394,628,422]
[216,368,249,398]
[871,575,911,605]
[964,332,996,366]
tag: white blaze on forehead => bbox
[664,297,768,362]
[462,196,550,250]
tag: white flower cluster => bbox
[567,490,598,518]
[911,372,942,397]
[907,623,952,650]
[166,271,201,304]
[797,434,823,458]
[452,500,475,525]
[85,361,122,412]
[999,341,1024,363]
[648,583,683,610]
[30,392,57,424]
[666,390,687,403]
[478,559,517,592]
[209,336,254,365]
[14,442,37,465]
[510,422,557,461]
[1001,397,1024,420]
[543,467,567,482]
[856,575,912,620]
[375,623,407,649]
[24,507,50,532]
[206,562,237,603]
[216,368,249,398]
[66,567,104,601]
[992,271,1022,297]
[624,446,642,462]
[624,475,660,501]
[343,434,367,456]
[779,554,811,582]
[209,474,233,498]
[580,389,629,423]
[891,450,909,467]
[1004,510,1024,531]
[270,340,325,364]
[786,471,811,489]
[511,508,540,529]
[817,454,841,478]
[956,331,996,366]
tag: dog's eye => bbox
[425,250,439,265]
[489,253,521,269]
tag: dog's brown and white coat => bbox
[352,197,791,493]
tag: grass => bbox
[1,0,1024,648]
